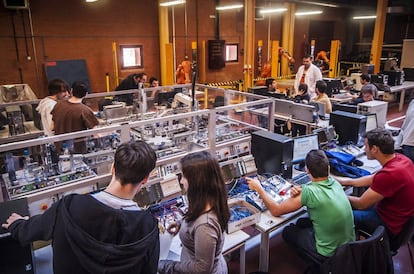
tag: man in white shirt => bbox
[294,54,323,99]
[36,78,69,136]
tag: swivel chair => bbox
[311,226,393,274]
[390,216,414,272]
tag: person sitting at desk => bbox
[246,150,355,271]
[312,80,332,114]
[350,84,375,105]
[291,83,310,137]
[158,151,230,274]
[336,128,414,251]
[114,72,148,106]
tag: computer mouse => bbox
[353,159,363,167]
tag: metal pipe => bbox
[10,11,23,83]
[28,6,41,92]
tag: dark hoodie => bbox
[8,194,159,274]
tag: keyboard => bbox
[292,173,311,186]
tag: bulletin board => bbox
[44,59,91,92]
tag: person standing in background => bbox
[115,72,148,105]
[294,54,323,99]
[36,78,69,136]
[51,81,99,153]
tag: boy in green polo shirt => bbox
[246,149,355,269]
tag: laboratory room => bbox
[1,0,414,273]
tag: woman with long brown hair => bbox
[158,151,230,274]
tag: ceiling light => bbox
[160,0,186,7]
[296,10,323,16]
[85,0,99,2]
[216,4,243,11]
[353,15,376,20]
[260,8,287,14]
[300,1,338,8]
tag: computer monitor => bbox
[274,98,293,116]
[248,86,268,96]
[365,113,378,132]
[292,134,319,171]
[332,103,358,114]
[156,89,179,107]
[329,110,367,146]
[313,125,336,147]
[251,130,293,179]
[323,78,343,97]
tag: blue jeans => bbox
[402,145,414,163]
[352,207,385,235]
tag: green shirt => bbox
[301,176,355,257]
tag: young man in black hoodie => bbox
[2,141,160,274]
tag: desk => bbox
[255,209,306,272]
[165,229,250,274]
[389,81,414,112]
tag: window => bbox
[120,45,143,69]
[225,43,238,62]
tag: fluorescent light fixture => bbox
[295,10,323,16]
[216,4,243,11]
[160,0,186,7]
[260,8,287,14]
[353,15,376,20]
[300,1,338,8]
[85,0,99,2]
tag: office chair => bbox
[390,216,414,272]
[312,226,394,274]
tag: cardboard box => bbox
[227,199,261,234]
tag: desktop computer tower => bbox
[357,100,388,128]
[382,70,403,86]
[251,130,293,179]
[329,111,367,146]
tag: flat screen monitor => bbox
[248,86,268,96]
[365,113,378,132]
[274,99,293,115]
[156,90,179,107]
[313,125,336,146]
[292,134,319,171]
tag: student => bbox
[291,83,310,137]
[350,84,375,105]
[312,80,332,114]
[51,81,99,153]
[36,78,69,136]
[336,128,414,250]
[247,150,354,269]
[2,141,160,274]
[158,151,230,274]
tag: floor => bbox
[31,96,414,274]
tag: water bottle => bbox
[6,152,17,184]
[23,149,35,182]
[59,143,73,173]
